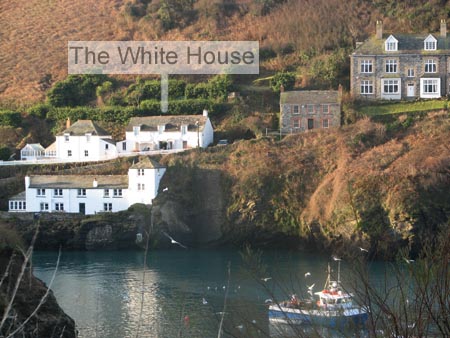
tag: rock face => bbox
[0,249,77,338]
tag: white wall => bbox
[56,135,117,161]
[127,167,166,205]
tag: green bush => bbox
[0,146,12,161]
[270,71,296,92]
[27,103,51,119]
[0,110,21,127]
[140,99,225,115]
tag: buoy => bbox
[184,315,190,326]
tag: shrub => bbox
[270,71,296,92]
[0,146,12,161]
[0,110,21,127]
[27,103,51,119]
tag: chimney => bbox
[202,109,208,117]
[280,84,285,93]
[441,19,447,37]
[25,176,30,188]
[93,178,98,188]
[376,20,383,39]
[66,117,71,130]
[338,84,343,102]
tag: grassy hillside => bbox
[1,0,450,104]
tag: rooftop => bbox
[280,90,340,105]
[130,157,165,170]
[58,120,110,136]
[10,191,26,201]
[127,115,208,132]
[28,175,128,189]
[22,143,45,151]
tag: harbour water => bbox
[32,249,384,338]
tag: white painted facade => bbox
[55,132,117,161]
[117,110,214,153]
[20,144,45,160]
[8,158,166,215]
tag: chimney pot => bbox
[441,19,447,37]
[280,84,285,93]
[66,117,71,130]
[376,20,383,39]
[202,109,208,117]
[93,178,98,188]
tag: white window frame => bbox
[67,150,72,157]
[293,119,300,129]
[292,105,299,115]
[77,188,86,197]
[104,189,110,197]
[86,133,91,142]
[424,59,437,73]
[382,79,400,94]
[64,134,70,142]
[385,59,398,73]
[138,169,144,176]
[385,35,398,51]
[113,189,122,197]
[424,35,437,51]
[55,203,64,211]
[53,189,63,197]
[103,203,112,212]
[422,79,439,94]
[181,125,187,135]
[40,202,49,211]
[407,68,415,77]
[84,150,89,157]
[133,126,140,136]
[360,80,374,94]
[322,119,330,128]
[322,104,330,114]
[360,60,373,73]
[307,105,314,114]
[37,188,46,196]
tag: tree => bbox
[270,72,296,92]
[0,146,12,161]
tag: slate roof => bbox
[353,34,450,55]
[130,157,165,169]
[58,120,110,136]
[10,191,26,201]
[127,115,208,132]
[22,143,45,152]
[280,91,340,105]
[29,175,128,189]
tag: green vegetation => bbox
[269,71,296,92]
[356,99,447,116]
[0,110,21,127]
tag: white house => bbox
[8,157,166,215]
[20,143,46,160]
[117,110,214,152]
[46,119,118,161]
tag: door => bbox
[307,119,314,130]
[79,203,85,215]
[407,83,415,97]
[183,141,188,149]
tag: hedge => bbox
[0,110,21,127]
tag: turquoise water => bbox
[32,250,382,338]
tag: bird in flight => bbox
[304,272,311,277]
[359,247,368,252]
[307,283,315,290]
[332,256,342,261]
[261,277,272,282]
[163,187,168,192]
[162,231,187,249]
[404,258,414,264]
[202,298,208,305]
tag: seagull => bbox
[261,277,272,282]
[307,290,313,296]
[163,187,168,192]
[222,286,226,290]
[162,232,187,249]
[304,272,311,277]
[307,283,315,290]
[264,298,273,304]
[251,319,257,324]
[236,324,244,330]
[207,286,210,290]
[202,298,208,305]
[332,256,342,261]
[358,247,369,252]
[404,258,415,264]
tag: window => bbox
[293,119,300,129]
[67,150,72,157]
[158,125,165,134]
[360,80,374,94]
[40,202,49,211]
[407,68,415,77]
[424,59,437,73]
[14,201,17,210]
[103,203,112,212]
[105,144,109,150]
[423,79,439,93]
[9,201,13,210]
[138,183,145,191]
[293,105,299,115]
[54,189,63,197]
[322,119,329,128]
[23,202,26,210]
[122,142,126,151]
[138,169,144,176]
[86,134,91,142]
[55,203,64,211]
[113,189,122,197]
[64,134,69,142]
[37,188,46,196]
[84,150,89,157]
[104,189,109,197]
[385,35,398,51]
[307,105,314,114]
[383,79,400,94]
[77,188,86,197]
[424,35,437,51]
[322,104,330,114]
[133,126,140,136]
[360,60,373,73]
[181,125,187,135]
[385,59,397,73]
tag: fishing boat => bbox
[268,261,369,328]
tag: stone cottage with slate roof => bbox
[351,20,450,100]
[118,110,213,152]
[8,157,166,215]
[47,119,118,161]
[280,90,341,134]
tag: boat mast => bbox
[324,263,330,289]
[337,259,341,285]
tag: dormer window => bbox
[85,133,91,142]
[133,126,140,136]
[181,125,187,135]
[158,125,165,134]
[64,133,70,142]
[424,34,437,51]
[385,35,398,51]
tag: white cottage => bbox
[46,119,118,161]
[117,110,214,152]
[20,143,46,160]
[8,157,166,215]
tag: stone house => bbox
[280,90,341,134]
[351,20,450,100]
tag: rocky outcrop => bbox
[0,248,77,338]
